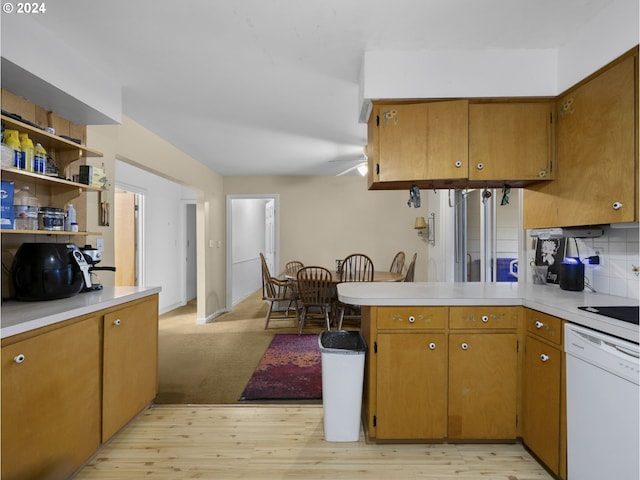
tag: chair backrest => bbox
[341,253,374,282]
[403,253,417,282]
[285,260,304,276]
[296,266,334,306]
[260,253,276,299]
[389,251,405,274]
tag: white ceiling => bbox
[19,0,615,176]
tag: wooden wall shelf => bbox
[1,115,103,158]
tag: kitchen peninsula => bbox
[337,281,638,479]
[337,282,638,342]
[1,286,160,480]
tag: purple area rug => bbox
[239,334,322,401]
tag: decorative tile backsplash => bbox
[566,225,639,299]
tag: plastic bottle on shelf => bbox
[34,143,47,174]
[13,185,39,230]
[64,203,76,231]
[19,133,34,172]
[4,130,23,169]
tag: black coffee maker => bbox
[79,244,116,291]
[559,257,585,291]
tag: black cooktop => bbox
[578,306,640,325]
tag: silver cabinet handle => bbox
[14,354,25,364]
[461,343,469,350]
[113,319,122,326]
[428,342,436,350]
[540,354,550,362]
[476,163,484,170]
[455,161,462,168]
[481,315,489,323]
[613,202,623,210]
[535,321,544,329]
[408,316,416,323]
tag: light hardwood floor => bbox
[74,405,553,479]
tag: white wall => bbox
[116,160,197,313]
[526,226,640,300]
[230,199,267,305]
[361,0,638,101]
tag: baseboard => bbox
[197,307,229,324]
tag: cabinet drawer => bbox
[449,306,519,330]
[376,306,448,330]
[525,309,562,345]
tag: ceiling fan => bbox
[330,154,368,176]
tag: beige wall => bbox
[87,116,226,322]
[87,119,434,321]
[223,176,432,279]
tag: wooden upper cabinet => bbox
[469,102,554,182]
[524,51,638,228]
[368,100,468,188]
[377,103,429,182]
[367,99,555,190]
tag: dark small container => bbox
[38,207,65,231]
[559,259,585,291]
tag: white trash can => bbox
[318,330,367,442]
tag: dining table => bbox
[284,269,403,283]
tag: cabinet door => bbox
[1,318,101,480]
[523,335,562,476]
[371,100,468,184]
[376,332,447,439]
[448,333,517,439]
[469,102,553,181]
[425,99,468,180]
[524,54,637,228]
[102,297,159,441]
[377,103,428,182]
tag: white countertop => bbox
[337,282,639,343]
[0,286,162,339]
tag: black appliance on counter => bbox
[11,243,92,301]
[559,257,585,291]
[578,306,640,325]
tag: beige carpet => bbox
[155,289,324,404]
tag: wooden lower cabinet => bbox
[448,332,518,439]
[365,305,519,442]
[102,296,159,441]
[376,332,447,439]
[1,317,101,480]
[522,308,566,479]
[0,293,159,479]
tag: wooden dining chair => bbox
[260,253,296,329]
[337,253,374,329]
[296,266,335,335]
[403,253,417,282]
[284,260,304,312]
[340,253,374,282]
[389,251,405,275]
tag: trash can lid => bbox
[319,330,366,353]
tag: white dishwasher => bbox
[564,323,639,480]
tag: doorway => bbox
[226,195,279,307]
[114,186,145,286]
[454,188,521,283]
